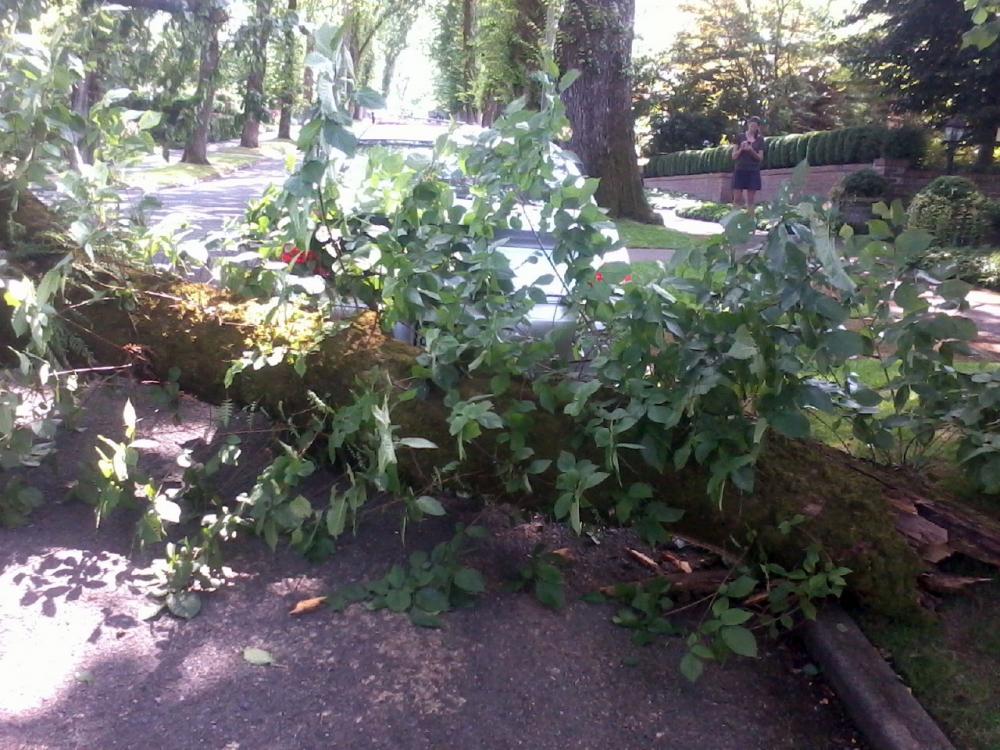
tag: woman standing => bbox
[731,117,765,211]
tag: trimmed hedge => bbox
[644,124,927,178]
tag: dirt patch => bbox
[1,382,864,749]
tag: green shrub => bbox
[677,202,732,222]
[832,129,848,164]
[795,133,810,164]
[908,177,992,247]
[920,246,1000,290]
[854,125,885,163]
[644,123,926,177]
[841,169,890,198]
[882,125,927,166]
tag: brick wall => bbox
[644,160,1000,204]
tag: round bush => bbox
[907,177,991,247]
[841,169,890,198]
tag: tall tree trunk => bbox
[461,0,477,123]
[182,7,224,165]
[512,0,546,106]
[976,121,997,167]
[277,0,298,140]
[240,0,274,148]
[555,0,659,223]
[70,70,100,167]
[381,48,402,98]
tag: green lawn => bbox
[124,139,298,190]
[860,579,1000,750]
[615,218,719,250]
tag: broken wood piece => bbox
[918,573,992,596]
[670,534,740,567]
[627,548,662,572]
[550,547,576,564]
[912,499,1000,568]
[289,596,327,616]
[660,550,694,574]
[598,569,730,596]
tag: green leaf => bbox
[398,437,439,449]
[724,575,757,599]
[386,588,412,613]
[289,495,313,519]
[558,68,581,92]
[242,647,275,666]
[720,608,753,626]
[720,625,758,658]
[680,652,704,682]
[822,330,865,359]
[727,326,758,360]
[453,567,485,594]
[165,591,201,620]
[770,411,810,439]
[534,579,566,609]
[408,609,443,628]
[414,587,449,614]
[895,229,933,257]
[415,495,446,516]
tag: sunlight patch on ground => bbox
[0,547,146,716]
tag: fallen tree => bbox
[7,190,1000,621]
[5,52,1000,630]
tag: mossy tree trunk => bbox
[9,190,1000,619]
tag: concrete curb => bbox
[801,604,955,750]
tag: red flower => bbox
[623,274,633,283]
[595,271,604,282]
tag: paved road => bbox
[144,158,291,238]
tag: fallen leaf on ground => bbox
[551,548,576,563]
[289,596,328,616]
[243,647,275,666]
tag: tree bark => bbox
[555,0,660,223]
[182,7,224,165]
[240,0,274,148]
[277,0,298,140]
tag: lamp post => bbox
[943,117,967,175]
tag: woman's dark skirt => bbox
[732,169,762,191]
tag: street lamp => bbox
[943,116,967,175]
